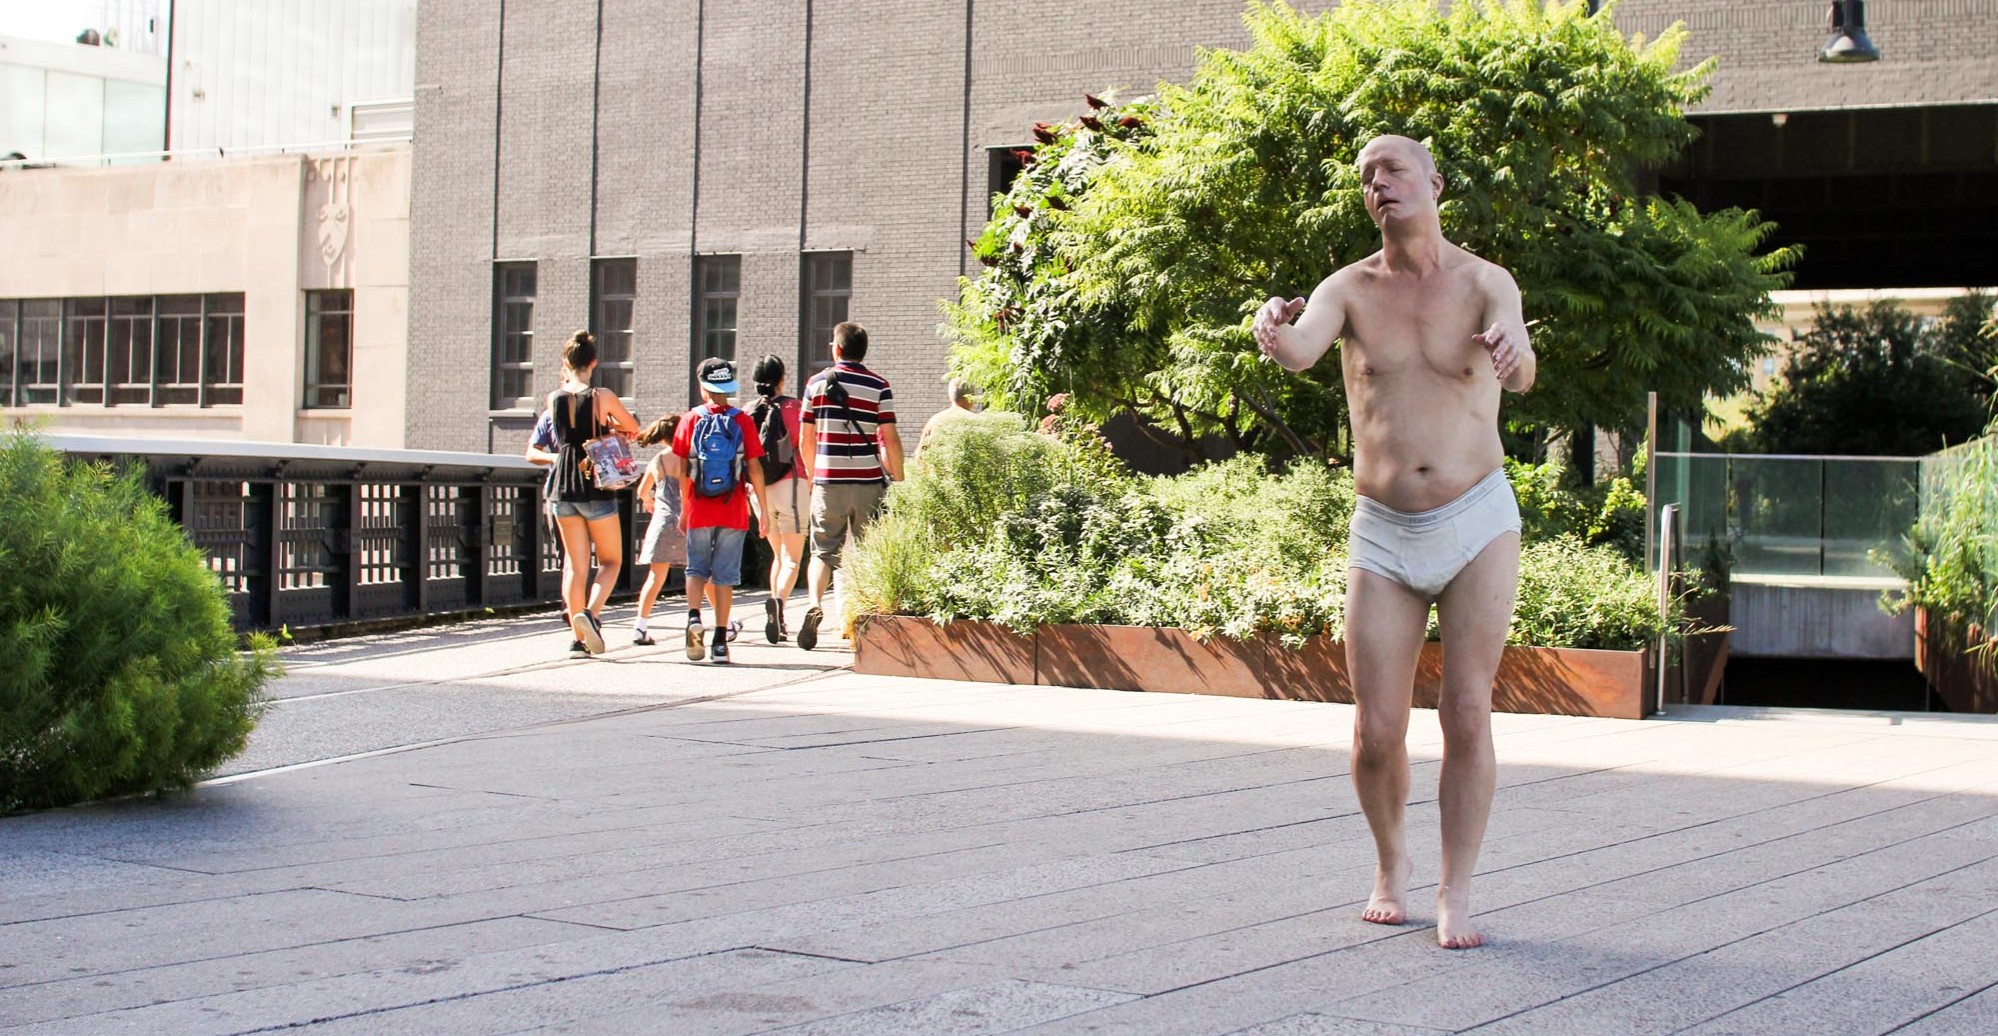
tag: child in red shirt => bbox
[670,357,768,664]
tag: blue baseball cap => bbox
[697,357,740,396]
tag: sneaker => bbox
[797,606,823,652]
[765,598,784,644]
[633,629,655,646]
[571,612,605,655]
[711,630,731,665]
[727,619,743,642]
[685,619,706,661]
[568,639,588,657]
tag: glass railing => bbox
[1650,452,1921,580]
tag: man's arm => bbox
[1472,266,1535,392]
[1253,271,1349,373]
[879,423,905,482]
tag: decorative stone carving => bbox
[305,157,355,283]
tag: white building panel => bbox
[169,0,415,150]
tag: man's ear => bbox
[1430,170,1444,202]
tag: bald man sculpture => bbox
[1253,134,1536,949]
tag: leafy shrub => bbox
[847,418,1666,651]
[1512,537,1671,651]
[1887,429,1998,661]
[1507,459,1646,564]
[1,432,276,813]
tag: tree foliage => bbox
[947,0,1794,462]
[1,432,276,813]
[1747,295,1995,456]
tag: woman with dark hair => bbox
[525,330,638,656]
[750,352,810,642]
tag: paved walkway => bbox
[5,610,1998,1035]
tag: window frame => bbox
[491,261,538,411]
[799,251,853,376]
[303,288,354,410]
[691,254,742,400]
[201,293,245,407]
[589,257,638,401]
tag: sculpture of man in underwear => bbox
[1253,134,1536,949]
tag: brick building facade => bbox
[406,0,1998,453]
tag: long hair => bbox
[635,414,677,447]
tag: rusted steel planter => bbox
[854,616,1650,720]
[852,614,1036,685]
[1913,607,1998,714]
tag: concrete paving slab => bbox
[7,618,1998,1035]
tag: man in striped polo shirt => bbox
[795,321,904,650]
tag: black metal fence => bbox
[50,435,661,634]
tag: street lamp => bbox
[1819,0,1880,63]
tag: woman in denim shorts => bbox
[749,354,811,642]
[525,331,638,656]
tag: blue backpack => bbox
[690,407,745,498]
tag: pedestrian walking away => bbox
[525,330,640,658]
[749,354,811,643]
[916,376,980,455]
[1253,133,1537,949]
[671,357,769,665]
[630,415,687,646]
[796,321,904,651]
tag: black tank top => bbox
[549,388,613,502]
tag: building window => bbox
[304,289,352,409]
[694,254,740,370]
[987,146,1030,205]
[0,300,13,408]
[590,258,636,399]
[18,300,61,405]
[107,296,154,406]
[63,298,108,405]
[801,251,851,373]
[203,293,244,406]
[2,294,243,408]
[153,295,204,406]
[492,262,536,410]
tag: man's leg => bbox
[1344,568,1431,925]
[1430,531,1520,949]
[805,485,834,608]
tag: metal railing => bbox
[0,136,411,171]
[48,435,658,634]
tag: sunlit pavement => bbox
[5,608,1998,1035]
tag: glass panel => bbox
[108,296,152,405]
[19,299,60,404]
[64,297,107,405]
[1823,459,1921,578]
[492,262,536,410]
[304,289,352,409]
[154,294,202,405]
[591,259,636,399]
[203,293,245,405]
[0,299,14,407]
[1728,457,1825,578]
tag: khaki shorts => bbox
[765,476,809,537]
[809,481,888,569]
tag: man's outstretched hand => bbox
[1473,321,1530,384]
[1254,296,1308,361]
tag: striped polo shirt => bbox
[802,360,895,484]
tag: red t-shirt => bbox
[671,404,765,531]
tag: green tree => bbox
[1748,298,1994,456]
[947,0,1793,463]
[1,432,276,813]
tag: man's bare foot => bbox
[1361,857,1413,925]
[1436,885,1484,948]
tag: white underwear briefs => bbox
[1348,467,1522,601]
